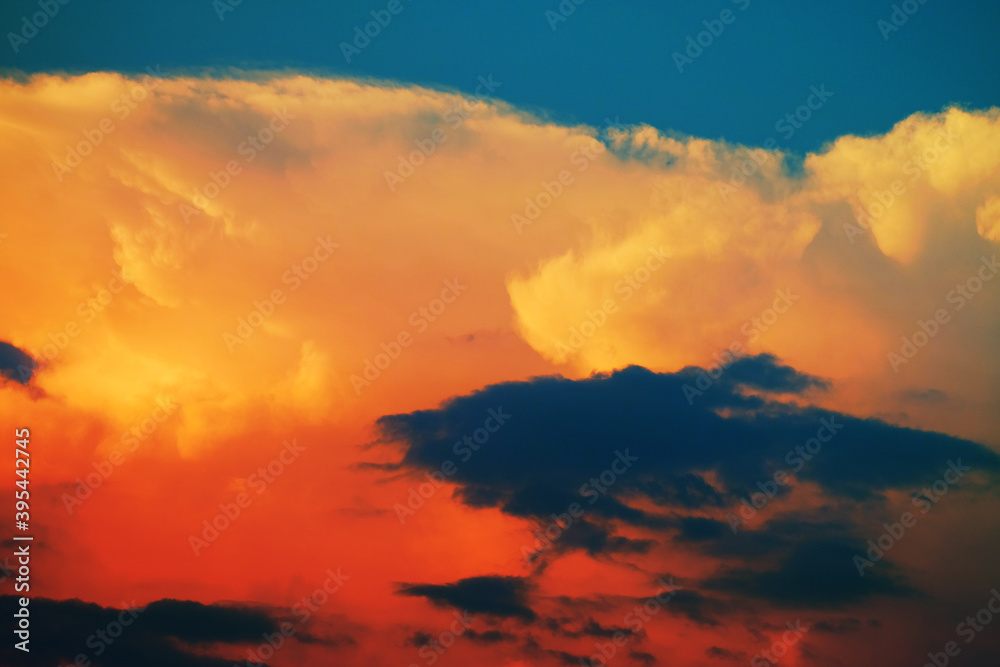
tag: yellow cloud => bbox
[1,72,997,456]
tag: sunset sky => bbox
[2,2,1000,666]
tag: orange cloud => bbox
[1,72,999,666]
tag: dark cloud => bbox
[554,584,727,629]
[396,575,536,621]
[704,353,830,394]
[705,645,744,661]
[813,617,864,634]
[674,516,731,542]
[900,388,948,403]
[377,356,1000,557]
[378,356,1000,618]
[0,341,35,385]
[680,515,858,561]
[407,631,434,647]
[527,519,655,564]
[639,473,726,509]
[138,598,276,643]
[579,618,637,639]
[545,648,594,665]
[464,629,515,643]
[0,595,320,667]
[554,617,641,640]
[520,634,602,666]
[704,537,915,608]
[665,590,727,627]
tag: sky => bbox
[1,2,999,666]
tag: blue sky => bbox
[2,0,998,152]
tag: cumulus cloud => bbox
[0,73,997,450]
[2,72,999,667]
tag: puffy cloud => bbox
[3,72,1000,667]
[1,73,997,452]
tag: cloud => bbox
[378,356,1000,623]
[1,72,999,666]
[0,74,996,471]
[553,617,641,640]
[704,537,915,608]
[0,596,314,667]
[705,645,744,661]
[661,590,728,627]
[0,341,35,384]
[674,516,731,542]
[0,74,997,452]
[713,353,830,394]
[553,585,729,629]
[137,598,279,643]
[543,648,595,666]
[464,629,516,644]
[553,519,656,557]
[378,357,999,540]
[900,388,948,403]
[396,575,536,621]
[812,617,864,634]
